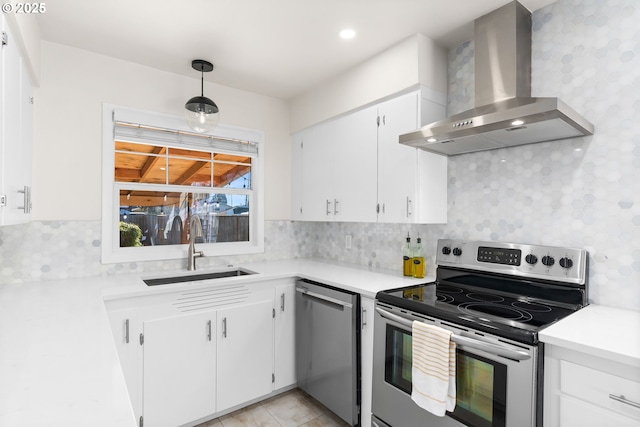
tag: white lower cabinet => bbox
[544,345,640,427]
[143,311,216,427]
[360,297,375,427]
[106,278,297,427]
[106,308,142,421]
[216,299,274,412]
[274,282,296,389]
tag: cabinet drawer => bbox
[560,360,640,420]
[560,395,639,427]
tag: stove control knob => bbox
[442,246,451,255]
[452,247,463,256]
[542,255,555,267]
[525,254,538,265]
[559,257,573,269]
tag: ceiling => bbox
[35,0,556,100]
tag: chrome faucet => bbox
[187,215,205,270]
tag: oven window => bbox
[384,325,412,394]
[451,350,507,427]
[384,325,507,427]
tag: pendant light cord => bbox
[201,68,204,97]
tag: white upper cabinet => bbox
[297,121,335,222]
[291,88,447,224]
[332,106,378,222]
[0,16,33,225]
[376,92,421,223]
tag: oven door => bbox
[372,304,539,427]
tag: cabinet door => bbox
[274,282,296,389]
[560,395,639,427]
[1,21,32,225]
[332,106,378,222]
[217,300,274,412]
[360,297,376,427]
[377,92,420,223]
[290,133,304,220]
[107,310,142,420]
[143,312,216,427]
[300,122,335,221]
[415,149,447,223]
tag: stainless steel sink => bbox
[143,269,255,286]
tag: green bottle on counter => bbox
[413,236,425,279]
[402,233,413,277]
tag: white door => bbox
[107,310,142,420]
[290,133,304,220]
[1,20,32,225]
[360,297,376,427]
[332,106,378,222]
[300,121,335,221]
[143,312,216,427]
[377,92,420,223]
[217,300,274,412]
[274,282,296,389]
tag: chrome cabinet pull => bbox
[326,199,331,216]
[18,186,32,213]
[334,199,339,215]
[222,317,227,338]
[406,196,412,217]
[281,293,285,312]
[207,320,212,341]
[125,319,129,344]
[609,394,640,409]
[362,307,367,329]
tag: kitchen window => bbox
[101,104,264,263]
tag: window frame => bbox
[101,103,264,264]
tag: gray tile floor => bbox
[196,389,349,427]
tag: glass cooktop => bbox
[377,272,584,345]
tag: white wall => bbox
[289,33,447,133]
[33,41,291,221]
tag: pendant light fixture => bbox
[185,59,220,133]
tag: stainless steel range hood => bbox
[400,1,594,156]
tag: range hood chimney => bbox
[400,1,594,156]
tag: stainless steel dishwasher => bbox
[295,279,361,426]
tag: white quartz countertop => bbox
[539,304,640,367]
[0,258,431,427]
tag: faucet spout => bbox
[187,215,205,271]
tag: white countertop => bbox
[3,257,639,427]
[539,304,640,367]
[0,258,430,427]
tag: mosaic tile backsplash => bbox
[1,0,639,311]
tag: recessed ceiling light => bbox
[340,29,356,39]
[427,138,437,143]
[511,119,524,126]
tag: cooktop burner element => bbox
[377,239,589,344]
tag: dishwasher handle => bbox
[296,287,353,309]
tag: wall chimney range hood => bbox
[400,1,594,156]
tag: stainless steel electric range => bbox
[372,239,589,427]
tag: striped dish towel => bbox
[411,320,456,416]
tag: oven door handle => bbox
[375,307,531,361]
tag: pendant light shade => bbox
[185,59,220,133]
